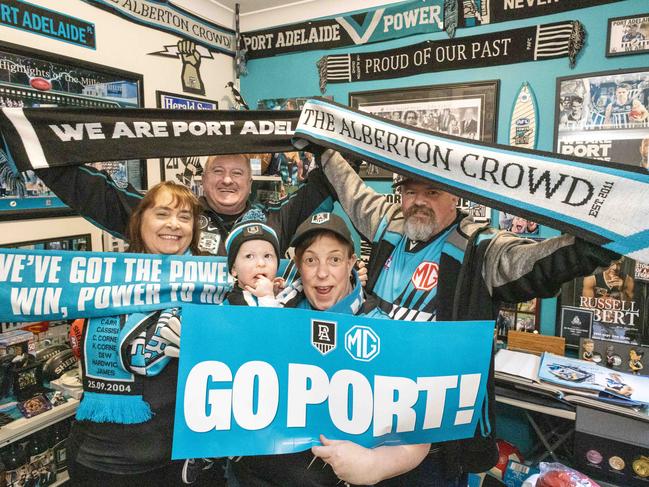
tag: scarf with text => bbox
[240,0,620,59]
[0,108,299,171]
[318,20,583,92]
[460,0,622,28]
[293,99,649,264]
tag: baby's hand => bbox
[273,277,286,295]
[245,276,275,298]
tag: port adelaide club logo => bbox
[311,319,336,355]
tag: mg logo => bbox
[345,326,380,362]
[411,261,438,291]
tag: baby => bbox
[224,220,284,306]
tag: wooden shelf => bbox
[0,399,78,447]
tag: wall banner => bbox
[318,21,584,92]
[241,0,445,59]
[0,108,300,171]
[0,0,95,49]
[293,99,649,264]
[82,0,235,56]
[172,305,493,458]
[461,0,623,28]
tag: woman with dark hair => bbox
[66,181,209,487]
[231,212,430,487]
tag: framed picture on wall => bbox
[349,80,499,180]
[554,68,649,170]
[0,40,145,221]
[257,96,331,193]
[606,13,649,57]
[156,91,218,193]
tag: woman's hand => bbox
[311,435,429,485]
[160,315,181,358]
[311,435,378,485]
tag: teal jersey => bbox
[373,224,457,321]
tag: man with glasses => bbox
[35,152,333,256]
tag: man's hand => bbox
[311,435,377,485]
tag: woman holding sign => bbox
[230,212,432,487]
[65,182,211,487]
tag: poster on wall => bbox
[156,90,217,194]
[0,41,144,220]
[560,258,648,348]
[606,13,649,57]
[555,68,649,171]
[349,81,498,180]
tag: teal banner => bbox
[172,305,493,458]
[0,248,283,321]
[0,0,95,49]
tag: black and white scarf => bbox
[318,20,584,92]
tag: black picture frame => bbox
[606,13,649,58]
[349,81,499,180]
[554,67,649,171]
[0,40,145,221]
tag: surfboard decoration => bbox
[509,82,538,149]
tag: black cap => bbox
[290,212,353,249]
[392,173,446,189]
[225,221,280,270]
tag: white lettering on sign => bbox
[183,360,482,436]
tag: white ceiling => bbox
[209,0,316,15]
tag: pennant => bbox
[83,0,235,56]
[293,99,649,263]
[461,0,623,27]
[318,21,584,92]
[241,0,445,59]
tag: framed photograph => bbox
[1,234,92,251]
[498,212,540,236]
[256,96,331,195]
[156,91,218,193]
[554,68,649,171]
[0,41,145,221]
[496,298,540,340]
[349,81,499,180]
[606,13,649,57]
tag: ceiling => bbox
[210,0,314,14]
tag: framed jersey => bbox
[554,68,649,172]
